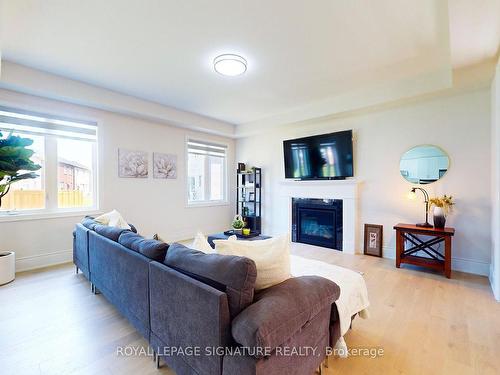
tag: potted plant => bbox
[0,131,41,208]
[0,131,41,286]
[0,251,15,285]
[231,214,245,233]
[429,194,454,229]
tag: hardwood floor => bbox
[1,244,499,375]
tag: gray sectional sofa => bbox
[73,218,342,375]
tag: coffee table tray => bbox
[223,230,261,239]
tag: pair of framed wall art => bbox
[118,149,177,179]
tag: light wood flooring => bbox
[1,244,499,375]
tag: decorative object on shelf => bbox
[0,251,15,285]
[407,187,432,228]
[0,131,41,208]
[236,166,262,234]
[400,145,450,184]
[237,162,246,172]
[242,228,251,236]
[153,152,177,179]
[232,214,245,232]
[118,149,148,178]
[363,224,383,257]
[429,195,454,229]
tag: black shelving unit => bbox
[236,166,262,234]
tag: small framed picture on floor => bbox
[364,224,383,257]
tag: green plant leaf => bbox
[0,160,17,172]
[11,172,39,182]
[0,133,40,190]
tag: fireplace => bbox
[292,198,343,250]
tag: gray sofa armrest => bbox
[232,276,340,355]
[149,261,232,375]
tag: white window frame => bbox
[186,137,229,207]
[0,103,100,221]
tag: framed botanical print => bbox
[364,224,383,257]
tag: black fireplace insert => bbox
[291,198,343,250]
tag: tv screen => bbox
[283,130,353,179]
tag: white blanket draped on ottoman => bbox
[290,255,370,356]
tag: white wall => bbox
[0,89,236,271]
[237,89,492,276]
[491,62,500,300]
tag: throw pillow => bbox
[95,210,131,230]
[192,232,214,254]
[164,243,257,318]
[118,231,169,262]
[214,235,291,290]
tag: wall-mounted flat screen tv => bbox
[283,130,354,179]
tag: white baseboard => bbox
[382,246,490,276]
[490,264,500,301]
[15,249,72,273]
[451,257,490,276]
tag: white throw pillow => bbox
[192,232,215,254]
[214,235,291,290]
[94,210,131,230]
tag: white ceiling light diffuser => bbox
[213,54,247,76]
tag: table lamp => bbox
[408,187,432,228]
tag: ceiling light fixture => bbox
[213,54,247,76]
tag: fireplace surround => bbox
[279,179,358,253]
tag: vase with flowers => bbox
[429,195,454,229]
[231,214,245,233]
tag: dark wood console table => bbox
[394,223,455,278]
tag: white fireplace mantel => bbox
[278,179,359,253]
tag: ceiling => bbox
[0,0,499,127]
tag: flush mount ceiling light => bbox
[213,54,247,76]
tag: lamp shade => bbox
[407,190,417,200]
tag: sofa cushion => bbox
[94,224,128,242]
[215,235,291,290]
[118,231,169,262]
[95,209,131,230]
[231,276,340,354]
[81,216,137,233]
[81,217,98,231]
[164,243,257,318]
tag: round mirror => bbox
[399,145,450,184]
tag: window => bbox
[187,140,227,205]
[57,138,95,208]
[0,105,98,214]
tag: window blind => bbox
[0,105,97,140]
[187,140,227,157]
